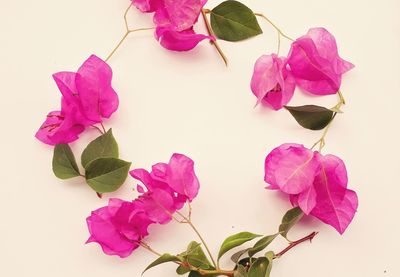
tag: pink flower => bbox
[132,0,213,51]
[86,153,200,257]
[287,28,354,95]
[130,153,200,223]
[86,199,154,258]
[131,0,161,13]
[36,55,118,145]
[265,144,358,234]
[251,54,296,110]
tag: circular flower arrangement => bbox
[36,1,358,276]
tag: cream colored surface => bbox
[1,0,399,276]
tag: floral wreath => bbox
[36,1,358,276]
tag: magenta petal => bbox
[137,188,176,224]
[264,144,320,194]
[155,27,214,51]
[154,0,207,31]
[35,111,84,145]
[86,206,138,258]
[287,28,354,95]
[53,72,77,101]
[251,54,296,110]
[166,153,200,201]
[76,55,119,121]
[132,0,162,12]
[310,155,358,234]
[297,185,317,215]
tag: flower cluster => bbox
[132,0,214,51]
[35,55,118,145]
[264,143,358,234]
[251,28,354,110]
[86,153,200,257]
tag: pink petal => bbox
[250,54,296,110]
[76,55,119,121]
[166,153,200,201]
[287,28,354,95]
[154,0,207,31]
[155,27,214,51]
[35,111,84,145]
[132,0,162,12]
[137,188,176,224]
[264,144,320,194]
[297,185,317,215]
[310,154,358,234]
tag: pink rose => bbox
[251,54,296,110]
[287,28,354,95]
[265,144,358,234]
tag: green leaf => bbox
[285,105,335,130]
[279,207,303,239]
[85,158,131,193]
[52,144,81,179]
[265,251,274,276]
[234,265,248,277]
[210,0,262,42]
[248,257,271,277]
[184,241,212,269]
[231,248,250,263]
[81,129,119,168]
[143,254,182,274]
[218,232,261,260]
[176,265,191,275]
[248,234,279,257]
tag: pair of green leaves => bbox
[234,251,274,277]
[52,129,131,194]
[210,0,262,42]
[143,241,214,276]
[285,105,338,131]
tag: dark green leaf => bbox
[52,144,81,179]
[85,158,131,193]
[143,254,182,274]
[231,248,250,263]
[285,105,335,130]
[248,234,278,257]
[210,0,262,42]
[279,207,303,239]
[234,265,248,277]
[265,251,274,276]
[248,257,271,277]
[218,232,261,260]
[81,129,119,168]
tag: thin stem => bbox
[105,31,130,62]
[123,4,132,31]
[275,231,318,258]
[311,91,346,152]
[140,242,164,257]
[176,211,218,269]
[100,122,107,133]
[91,125,104,135]
[254,13,294,42]
[201,9,229,66]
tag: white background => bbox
[1,0,399,276]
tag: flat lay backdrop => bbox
[1,0,399,276]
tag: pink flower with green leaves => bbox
[36,55,118,145]
[264,143,358,234]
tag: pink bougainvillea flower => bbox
[36,55,118,145]
[264,144,358,234]
[130,153,200,224]
[155,27,214,51]
[264,143,320,194]
[287,27,354,95]
[131,0,161,13]
[86,198,154,258]
[35,111,85,145]
[251,54,296,110]
[153,0,207,32]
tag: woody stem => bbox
[275,231,318,258]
